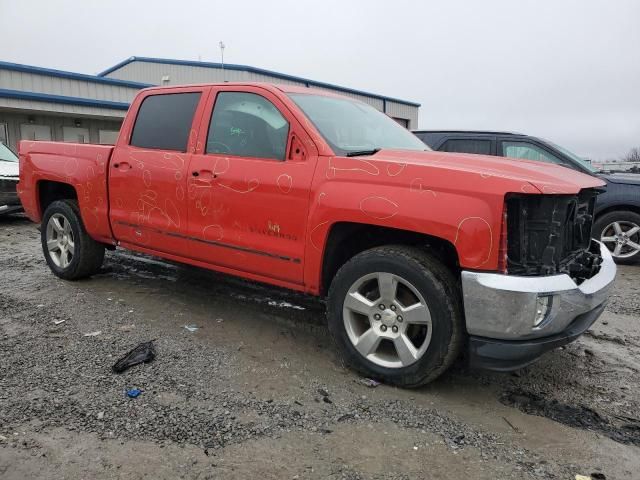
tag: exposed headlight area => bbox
[505,189,603,284]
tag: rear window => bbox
[441,139,491,155]
[130,93,201,151]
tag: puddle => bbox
[501,389,640,446]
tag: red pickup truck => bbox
[18,83,616,386]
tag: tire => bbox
[41,199,105,280]
[593,210,640,265]
[327,245,464,388]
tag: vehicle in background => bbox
[17,84,614,386]
[414,131,640,264]
[0,143,22,215]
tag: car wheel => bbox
[327,245,464,388]
[593,211,640,264]
[41,199,105,280]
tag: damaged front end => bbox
[505,188,603,283]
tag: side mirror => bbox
[288,134,307,162]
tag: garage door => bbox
[62,127,90,143]
[20,124,52,141]
[392,117,409,128]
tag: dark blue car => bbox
[414,131,640,264]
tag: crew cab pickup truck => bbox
[18,83,615,387]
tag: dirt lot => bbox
[1,214,639,479]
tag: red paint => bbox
[18,83,606,296]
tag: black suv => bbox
[414,131,640,264]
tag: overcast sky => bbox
[2,0,638,160]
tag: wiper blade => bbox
[346,148,381,157]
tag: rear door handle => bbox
[192,170,217,179]
[113,161,132,170]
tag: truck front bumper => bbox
[461,241,616,371]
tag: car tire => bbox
[41,199,105,280]
[327,245,464,388]
[593,210,640,265]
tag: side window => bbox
[441,139,491,155]
[502,141,563,165]
[206,92,289,160]
[130,92,201,151]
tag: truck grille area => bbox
[0,178,20,206]
[505,189,603,283]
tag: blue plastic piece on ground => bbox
[126,388,142,398]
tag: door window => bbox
[502,141,564,164]
[130,92,201,151]
[441,139,492,155]
[206,92,289,160]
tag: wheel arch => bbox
[37,180,78,218]
[595,204,640,219]
[319,221,459,296]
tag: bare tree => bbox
[622,147,640,163]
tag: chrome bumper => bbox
[461,241,616,340]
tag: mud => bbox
[1,214,639,479]
[501,389,640,446]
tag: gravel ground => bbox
[1,214,639,479]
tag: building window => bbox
[130,92,201,152]
[206,92,289,161]
[20,124,52,141]
[99,130,120,145]
[62,126,90,143]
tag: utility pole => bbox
[219,41,226,82]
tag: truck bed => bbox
[18,141,115,243]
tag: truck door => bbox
[186,86,317,285]
[108,87,208,256]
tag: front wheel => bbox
[593,211,640,264]
[327,246,464,388]
[41,200,105,280]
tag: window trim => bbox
[127,89,204,153]
[204,90,291,162]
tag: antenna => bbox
[219,41,226,82]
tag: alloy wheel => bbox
[342,272,433,368]
[600,221,640,259]
[46,213,75,268]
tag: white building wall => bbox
[385,101,419,129]
[105,60,419,127]
[0,110,122,151]
[0,69,141,104]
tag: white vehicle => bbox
[0,143,21,215]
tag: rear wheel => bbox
[593,211,640,264]
[327,246,463,388]
[41,200,105,280]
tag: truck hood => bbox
[0,160,19,180]
[376,149,605,194]
[600,173,640,186]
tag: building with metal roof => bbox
[0,57,420,152]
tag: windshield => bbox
[288,93,429,156]
[0,143,18,162]
[546,139,598,173]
